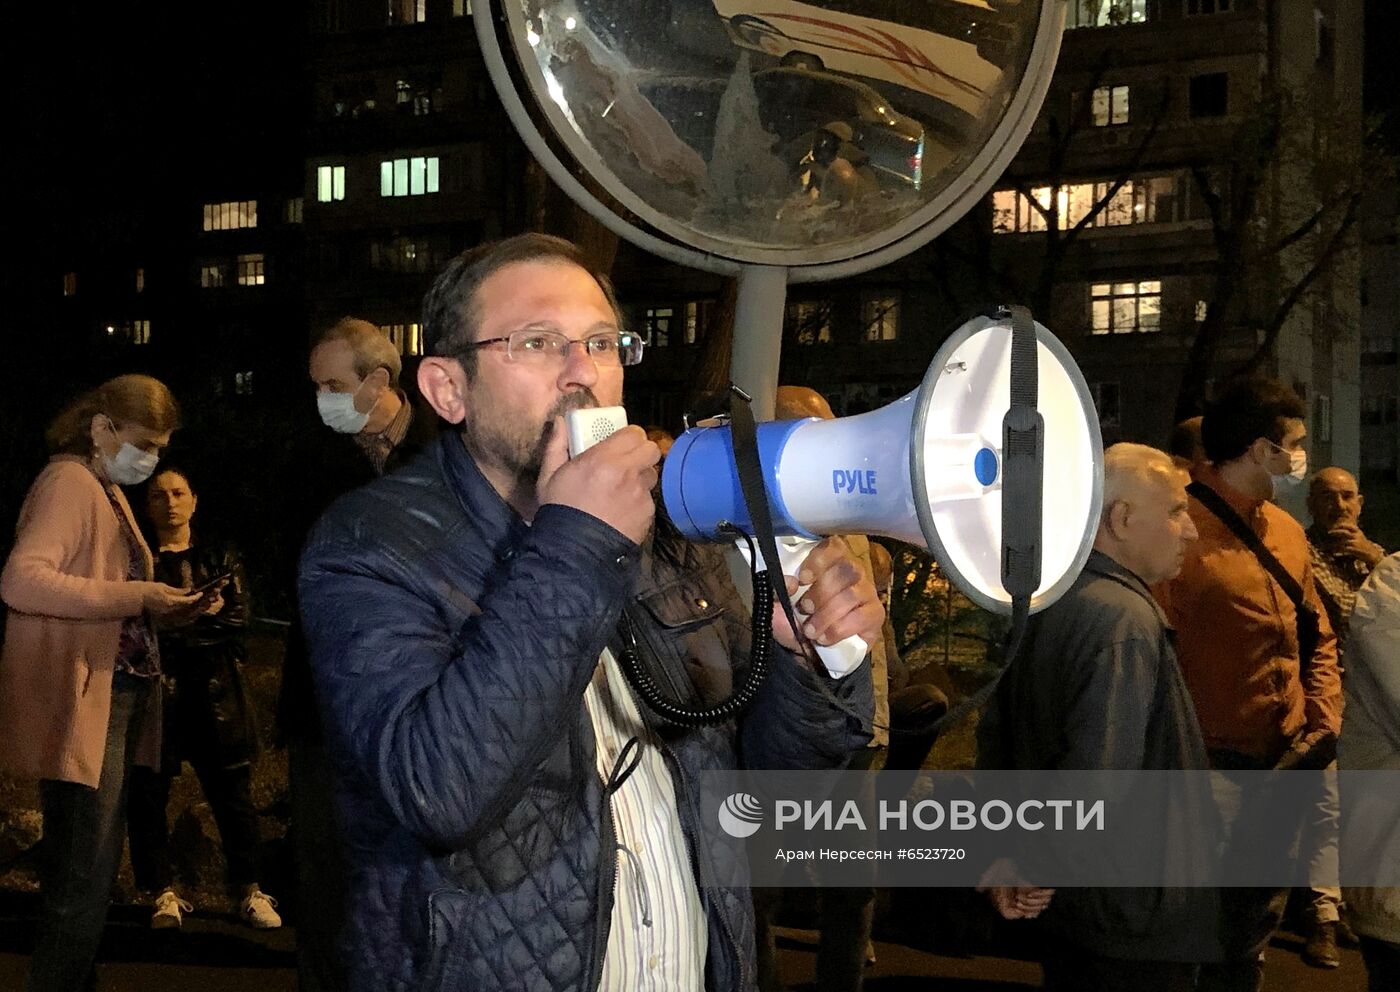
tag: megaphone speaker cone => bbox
[911,314,1103,614]
[661,314,1102,616]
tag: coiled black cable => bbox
[614,540,775,728]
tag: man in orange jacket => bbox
[1157,377,1342,992]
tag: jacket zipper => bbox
[588,790,619,992]
[660,742,746,991]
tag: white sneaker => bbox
[240,888,282,930]
[151,889,192,929]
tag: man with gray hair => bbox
[979,443,1218,991]
[282,316,438,991]
[309,317,413,474]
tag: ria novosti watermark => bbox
[719,793,1105,837]
[699,769,1400,888]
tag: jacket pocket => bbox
[635,584,726,632]
[632,582,733,706]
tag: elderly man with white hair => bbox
[979,443,1218,991]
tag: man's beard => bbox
[462,387,600,488]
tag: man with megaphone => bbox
[297,233,880,992]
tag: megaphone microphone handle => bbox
[735,536,868,679]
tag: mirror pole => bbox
[730,264,789,421]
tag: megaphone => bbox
[662,312,1104,617]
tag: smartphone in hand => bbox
[190,571,234,598]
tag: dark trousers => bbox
[1360,936,1400,992]
[1198,756,1300,992]
[289,737,349,992]
[1042,954,1198,992]
[755,747,883,992]
[885,683,948,772]
[26,673,150,992]
[127,758,260,892]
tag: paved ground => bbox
[0,893,1370,991]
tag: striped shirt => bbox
[585,649,708,991]
[352,389,413,475]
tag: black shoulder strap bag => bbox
[1185,481,1320,674]
[1187,481,1340,772]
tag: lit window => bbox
[285,197,304,224]
[1090,281,1162,335]
[317,165,346,202]
[861,294,900,342]
[200,264,227,288]
[132,320,151,345]
[203,200,258,231]
[381,323,424,356]
[388,0,426,25]
[62,272,77,296]
[234,371,255,396]
[236,253,266,286]
[992,175,1182,234]
[135,268,145,293]
[380,157,440,197]
[1065,0,1147,29]
[788,300,832,344]
[453,0,471,14]
[1185,0,1231,14]
[1195,300,1209,322]
[1091,85,1130,126]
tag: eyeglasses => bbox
[1264,437,1307,455]
[459,329,644,367]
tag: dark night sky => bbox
[1364,0,1399,147]
[3,0,1394,313]
[7,1,305,294]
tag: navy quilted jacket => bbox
[298,431,873,991]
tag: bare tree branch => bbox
[1254,185,1356,260]
[1238,192,1361,374]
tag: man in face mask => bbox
[309,318,411,473]
[282,317,440,992]
[1156,377,1342,992]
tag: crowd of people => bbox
[0,232,1395,992]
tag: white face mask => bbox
[103,443,160,486]
[317,383,370,434]
[1269,445,1308,499]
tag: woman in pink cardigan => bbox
[0,374,207,992]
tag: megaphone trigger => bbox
[734,535,869,680]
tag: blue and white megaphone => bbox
[662,312,1104,655]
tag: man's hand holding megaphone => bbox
[773,535,885,662]
[537,418,661,545]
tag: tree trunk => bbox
[687,276,739,410]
